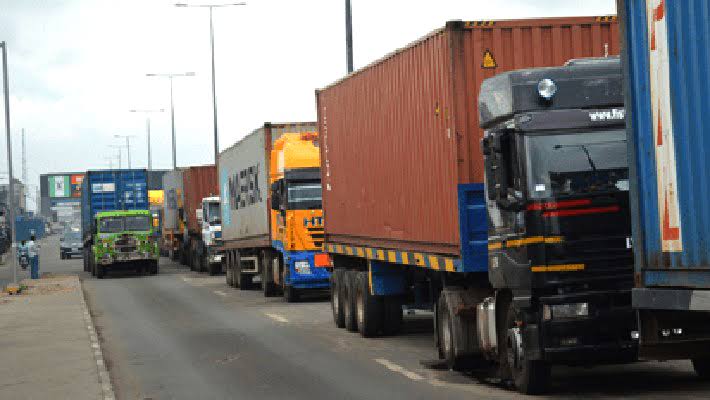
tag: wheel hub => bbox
[357,290,364,327]
[507,327,524,371]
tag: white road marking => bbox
[375,358,424,381]
[213,290,228,297]
[265,313,289,323]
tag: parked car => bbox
[60,229,83,259]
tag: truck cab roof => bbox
[478,58,622,129]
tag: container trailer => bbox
[180,166,222,275]
[318,18,631,394]
[220,122,330,301]
[161,166,222,273]
[80,169,158,278]
[619,0,710,372]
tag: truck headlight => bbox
[543,303,588,320]
[294,260,311,275]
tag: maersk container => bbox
[219,122,316,249]
[620,0,710,290]
[317,17,620,256]
[162,169,184,232]
[80,170,149,240]
[182,165,218,234]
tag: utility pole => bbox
[175,2,246,166]
[1,41,18,290]
[345,0,353,73]
[146,72,195,169]
[109,145,122,169]
[129,109,164,171]
[21,128,27,208]
[114,134,135,169]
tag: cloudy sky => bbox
[0,0,616,210]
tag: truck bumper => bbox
[537,291,638,365]
[285,250,331,290]
[633,287,710,311]
[101,252,158,265]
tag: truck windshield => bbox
[99,217,124,233]
[125,215,152,231]
[287,182,322,209]
[206,202,221,225]
[525,129,628,199]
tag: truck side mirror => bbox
[270,181,281,211]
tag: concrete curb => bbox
[78,279,116,400]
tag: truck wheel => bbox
[331,269,346,328]
[261,253,277,297]
[283,285,299,303]
[693,358,710,379]
[208,261,219,276]
[226,253,235,287]
[200,252,208,273]
[383,296,403,336]
[96,264,105,279]
[503,302,550,394]
[343,271,359,332]
[236,253,252,290]
[355,271,383,337]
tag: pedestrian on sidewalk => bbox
[27,235,40,279]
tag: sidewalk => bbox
[0,274,110,400]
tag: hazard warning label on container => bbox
[482,49,497,69]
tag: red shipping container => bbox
[317,17,620,256]
[182,165,219,234]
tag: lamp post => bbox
[175,2,246,165]
[1,41,18,290]
[146,72,195,169]
[108,145,123,169]
[114,134,136,169]
[129,109,164,171]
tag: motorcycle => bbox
[18,248,29,270]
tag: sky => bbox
[0,0,616,211]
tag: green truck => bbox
[87,210,160,278]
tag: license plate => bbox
[72,248,78,252]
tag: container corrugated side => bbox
[318,17,620,256]
[219,122,317,248]
[182,165,218,234]
[162,170,183,231]
[620,0,710,287]
[81,169,149,237]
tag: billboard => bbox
[48,174,84,198]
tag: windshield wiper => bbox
[553,144,597,172]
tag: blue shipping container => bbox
[81,170,149,239]
[14,216,45,242]
[621,0,710,291]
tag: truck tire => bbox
[261,252,278,297]
[382,296,403,336]
[200,252,208,273]
[343,270,359,332]
[693,358,710,379]
[96,263,105,279]
[355,271,384,337]
[503,302,550,395]
[208,260,219,276]
[150,260,159,275]
[235,253,252,290]
[331,269,346,328]
[283,285,299,303]
[226,253,235,287]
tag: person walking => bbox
[27,234,40,279]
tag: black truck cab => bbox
[477,58,637,389]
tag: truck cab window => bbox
[287,181,322,210]
[99,217,123,233]
[125,215,152,232]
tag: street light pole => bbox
[1,41,18,289]
[109,145,122,169]
[175,2,246,165]
[146,72,195,170]
[129,109,164,171]
[114,135,135,169]
[345,0,353,73]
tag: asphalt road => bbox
[27,234,699,399]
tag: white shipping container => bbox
[219,122,316,247]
